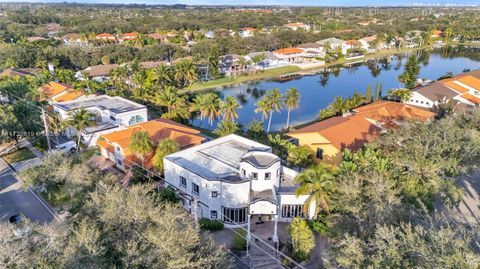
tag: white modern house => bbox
[163,134,315,242]
[316,37,347,54]
[53,95,148,147]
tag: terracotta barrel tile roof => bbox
[273,48,303,55]
[461,93,480,105]
[441,80,469,94]
[457,75,480,91]
[38,82,72,98]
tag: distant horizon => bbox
[0,0,479,7]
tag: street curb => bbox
[0,157,60,222]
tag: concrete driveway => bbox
[0,159,55,224]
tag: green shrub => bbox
[232,229,247,250]
[159,187,181,204]
[199,218,224,231]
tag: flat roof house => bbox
[164,134,315,241]
[273,48,304,63]
[288,101,435,165]
[53,95,148,147]
[97,118,205,171]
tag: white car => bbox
[52,141,77,153]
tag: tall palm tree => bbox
[266,88,283,133]
[284,88,300,130]
[221,96,240,122]
[329,96,348,114]
[154,86,180,113]
[204,93,221,126]
[130,131,153,166]
[255,97,270,123]
[175,60,199,87]
[66,108,96,150]
[154,64,174,89]
[191,93,209,121]
[295,164,336,216]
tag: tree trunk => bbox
[286,108,291,130]
[267,111,273,133]
[77,132,82,152]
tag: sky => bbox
[3,0,480,6]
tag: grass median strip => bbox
[2,148,37,165]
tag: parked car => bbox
[52,141,77,153]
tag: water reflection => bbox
[192,46,480,131]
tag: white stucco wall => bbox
[405,91,435,108]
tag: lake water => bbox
[193,46,480,131]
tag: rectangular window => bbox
[222,207,248,224]
[180,176,186,188]
[211,191,218,198]
[109,115,116,122]
[265,172,271,180]
[211,210,217,219]
[316,148,324,160]
[252,172,258,180]
[241,169,246,177]
[192,183,200,195]
[281,205,304,218]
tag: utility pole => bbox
[41,108,51,151]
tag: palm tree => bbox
[295,164,336,216]
[255,88,283,133]
[221,96,240,122]
[214,120,240,137]
[329,96,348,114]
[204,93,222,126]
[388,88,413,102]
[46,113,65,146]
[154,86,180,113]
[130,131,153,167]
[175,60,199,87]
[284,88,300,130]
[154,64,174,89]
[152,139,179,173]
[66,108,96,150]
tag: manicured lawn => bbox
[2,148,36,165]
[80,148,98,161]
[182,65,302,92]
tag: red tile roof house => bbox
[95,33,116,41]
[119,32,139,42]
[272,48,304,63]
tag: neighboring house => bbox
[0,68,41,78]
[97,118,205,171]
[296,43,326,59]
[219,54,247,76]
[272,48,304,63]
[431,30,443,38]
[139,61,169,69]
[53,95,148,147]
[405,71,480,109]
[163,134,316,241]
[316,37,347,54]
[38,82,85,103]
[359,35,381,52]
[246,51,280,68]
[119,32,139,42]
[283,22,311,31]
[95,33,116,42]
[62,33,87,46]
[238,27,256,38]
[76,64,119,82]
[147,33,167,42]
[288,101,435,165]
[27,36,46,43]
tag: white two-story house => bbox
[163,134,315,243]
[53,95,148,147]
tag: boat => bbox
[275,73,301,82]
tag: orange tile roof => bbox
[96,33,115,38]
[353,101,435,125]
[52,90,84,102]
[457,75,480,91]
[273,48,303,55]
[121,32,139,39]
[461,93,480,105]
[38,82,72,98]
[441,80,469,94]
[98,118,205,168]
[240,27,256,31]
[360,35,377,42]
[289,114,381,151]
[433,30,443,35]
[346,39,360,45]
[285,22,306,27]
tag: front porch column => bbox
[272,215,279,243]
[247,214,252,242]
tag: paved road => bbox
[0,159,55,224]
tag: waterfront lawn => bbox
[3,148,36,165]
[183,65,301,92]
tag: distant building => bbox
[246,51,280,68]
[164,134,315,238]
[38,82,85,103]
[0,68,41,78]
[316,37,347,54]
[272,48,304,63]
[296,43,326,59]
[76,64,120,82]
[53,95,148,147]
[62,33,87,46]
[27,36,46,43]
[238,27,256,38]
[95,33,116,42]
[283,22,310,31]
[119,32,139,42]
